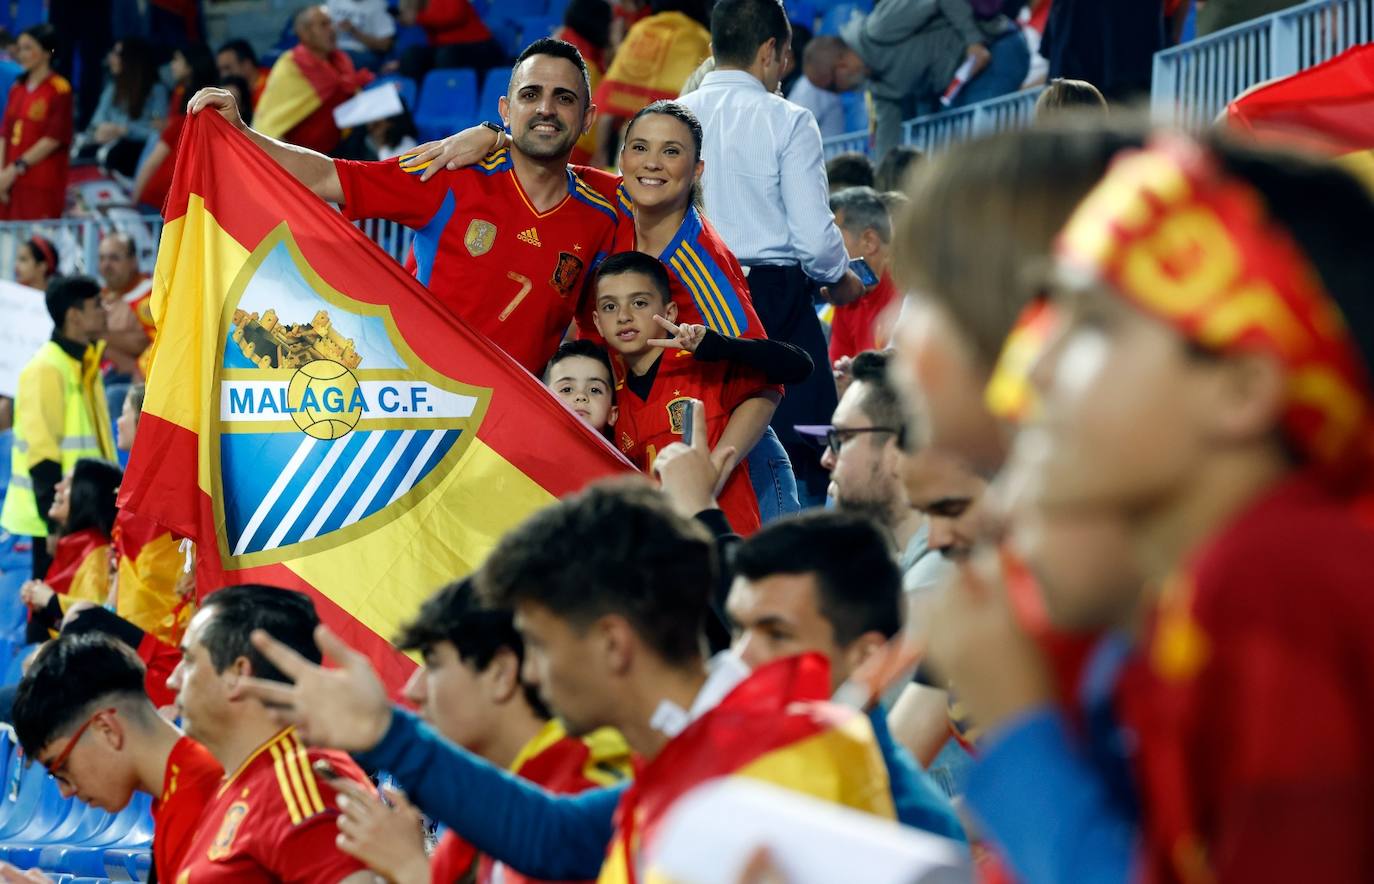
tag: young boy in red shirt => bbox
[591,251,811,535]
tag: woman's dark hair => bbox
[220,74,255,127]
[24,235,58,274]
[65,458,123,539]
[112,37,160,120]
[563,0,613,50]
[177,43,219,96]
[21,23,57,56]
[374,110,418,152]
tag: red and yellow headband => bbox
[1055,136,1374,478]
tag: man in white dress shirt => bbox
[678,0,867,508]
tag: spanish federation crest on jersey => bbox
[213,225,491,566]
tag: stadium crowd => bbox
[0,0,1370,881]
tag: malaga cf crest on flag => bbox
[214,227,490,564]
[119,111,629,692]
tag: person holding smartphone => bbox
[827,187,899,365]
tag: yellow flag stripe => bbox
[253,53,324,140]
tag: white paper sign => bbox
[333,82,404,129]
[650,779,971,884]
[0,280,50,397]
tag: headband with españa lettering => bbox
[1055,136,1374,478]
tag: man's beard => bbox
[513,118,578,160]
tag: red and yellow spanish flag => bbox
[604,654,895,884]
[255,44,373,154]
[1227,43,1374,188]
[119,111,631,691]
[593,12,710,118]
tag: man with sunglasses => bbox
[10,633,223,881]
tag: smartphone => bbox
[849,257,879,287]
[312,759,343,784]
[681,399,697,447]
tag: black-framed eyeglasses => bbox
[826,427,900,456]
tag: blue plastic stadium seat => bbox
[369,75,419,112]
[521,13,564,45]
[478,67,512,120]
[415,68,480,142]
[785,0,817,29]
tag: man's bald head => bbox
[295,5,336,55]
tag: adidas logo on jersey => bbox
[517,227,542,247]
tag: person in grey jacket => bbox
[822,0,1027,158]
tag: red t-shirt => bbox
[416,0,492,45]
[574,169,768,342]
[613,349,770,535]
[153,737,224,881]
[173,728,371,883]
[1120,472,1374,883]
[0,71,73,220]
[829,271,897,363]
[336,148,620,374]
[138,113,186,214]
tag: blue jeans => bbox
[747,426,800,524]
[951,29,1032,108]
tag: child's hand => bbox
[647,315,707,353]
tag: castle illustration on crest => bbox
[229,308,362,370]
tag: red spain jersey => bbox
[613,350,770,535]
[174,727,371,883]
[153,737,223,881]
[430,722,634,884]
[829,271,897,363]
[0,71,73,220]
[335,148,620,374]
[574,168,766,341]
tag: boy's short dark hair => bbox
[477,479,715,666]
[197,585,321,683]
[515,38,591,107]
[732,510,902,646]
[544,339,615,388]
[12,633,150,757]
[595,251,672,304]
[218,37,258,64]
[395,578,551,718]
[45,275,99,327]
[827,152,875,191]
[710,0,790,68]
[1034,78,1108,119]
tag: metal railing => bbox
[822,86,1045,159]
[0,215,415,283]
[1152,0,1374,128]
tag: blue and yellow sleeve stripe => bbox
[667,240,749,338]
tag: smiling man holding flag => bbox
[118,107,630,692]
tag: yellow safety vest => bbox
[1,340,115,537]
